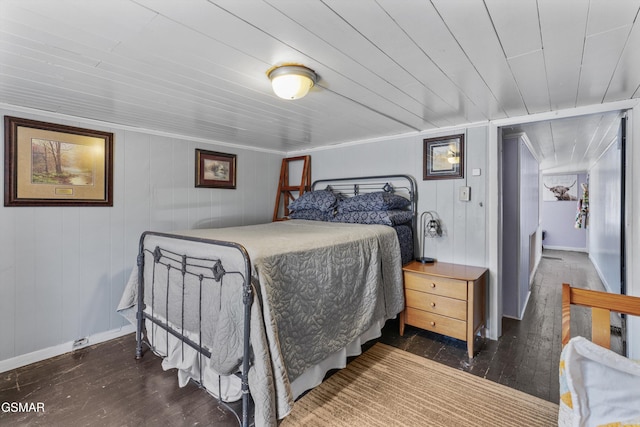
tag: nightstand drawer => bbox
[404,272,467,300]
[404,308,467,341]
[405,289,467,320]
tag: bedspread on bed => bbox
[177,220,404,376]
[118,219,404,426]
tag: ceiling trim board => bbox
[493,99,639,127]
[0,102,287,156]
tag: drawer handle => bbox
[430,302,436,307]
[430,321,436,326]
[430,283,436,288]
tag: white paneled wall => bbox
[589,137,623,294]
[0,108,281,365]
[0,108,492,365]
[298,125,489,268]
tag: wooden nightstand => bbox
[399,260,488,358]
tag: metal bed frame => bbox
[135,234,253,426]
[133,174,417,427]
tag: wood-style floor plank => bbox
[0,250,614,425]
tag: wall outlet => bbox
[459,186,470,202]
[73,337,88,348]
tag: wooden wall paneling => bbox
[430,0,527,117]
[133,0,421,140]
[122,131,151,242]
[502,135,539,319]
[149,135,175,232]
[377,0,501,123]
[435,179,455,262]
[502,135,520,318]
[308,0,460,128]
[0,198,16,360]
[33,208,64,349]
[589,141,623,294]
[484,0,541,59]
[108,129,129,330]
[538,1,588,110]
[519,141,538,316]
[59,205,81,344]
[77,206,112,338]
[13,207,36,356]
[221,153,241,228]
[193,155,213,229]
[376,0,500,123]
[0,107,282,367]
[218,0,427,128]
[466,127,488,267]
[605,20,640,101]
[241,152,256,225]
[172,140,191,232]
[578,26,633,106]
[452,177,468,265]
[508,50,550,114]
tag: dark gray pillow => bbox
[288,190,337,213]
[331,210,413,226]
[336,191,410,213]
[289,209,329,221]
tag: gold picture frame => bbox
[423,134,464,180]
[4,116,114,207]
[195,149,237,189]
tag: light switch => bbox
[472,168,481,176]
[459,186,470,202]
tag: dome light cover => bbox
[268,65,317,100]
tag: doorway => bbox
[498,110,627,349]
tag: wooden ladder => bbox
[273,155,311,221]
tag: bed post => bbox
[135,232,147,360]
[239,246,252,427]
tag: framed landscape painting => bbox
[4,116,114,207]
[195,149,237,189]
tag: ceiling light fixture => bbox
[267,65,317,100]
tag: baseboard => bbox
[543,245,588,253]
[588,253,613,293]
[518,290,532,320]
[0,324,136,374]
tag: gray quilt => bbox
[118,219,404,427]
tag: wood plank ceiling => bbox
[1,0,639,172]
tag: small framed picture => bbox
[423,134,464,180]
[4,116,114,206]
[195,149,236,189]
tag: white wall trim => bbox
[287,121,489,155]
[627,104,639,358]
[487,123,501,340]
[0,102,285,155]
[518,290,532,320]
[588,253,613,293]
[492,99,639,127]
[0,325,135,374]
[544,245,588,253]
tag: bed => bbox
[117,174,417,427]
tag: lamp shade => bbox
[268,65,317,100]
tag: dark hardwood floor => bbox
[0,250,610,426]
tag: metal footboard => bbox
[134,231,253,427]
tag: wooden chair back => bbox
[562,282,640,349]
